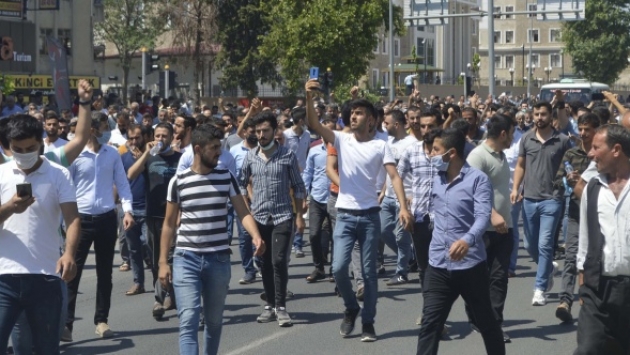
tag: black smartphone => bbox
[16,183,32,198]
[592,93,605,101]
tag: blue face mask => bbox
[430,150,451,172]
[96,131,111,145]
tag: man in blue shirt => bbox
[416,128,505,355]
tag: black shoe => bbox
[340,308,360,337]
[306,269,326,283]
[470,323,481,333]
[408,260,418,272]
[377,263,386,275]
[361,323,377,342]
[356,286,365,302]
[503,330,511,343]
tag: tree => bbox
[259,0,405,94]
[562,0,630,84]
[96,0,167,104]
[166,0,218,105]
[215,0,280,98]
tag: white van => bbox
[539,79,610,104]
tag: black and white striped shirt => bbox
[167,168,240,252]
[240,145,306,225]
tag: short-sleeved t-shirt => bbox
[144,151,182,218]
[333,131,395,210]
[467,142,511,230]
[384,135,417,199]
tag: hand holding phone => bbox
[16,183,32,198]
[11,183,35,214]
[309,67,320,80]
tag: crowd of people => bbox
[0,79,629,355]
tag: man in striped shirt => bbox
[158,124,265,355]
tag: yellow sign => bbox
[11,75,100,90]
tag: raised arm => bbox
[305,79,335,144]
[236,98,261,136]
[63,80,93,164]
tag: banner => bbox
[0,0,22,18]
[46,36,72,110]
[38,0,59,10]
[11,75,100,90]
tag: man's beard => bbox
[200,155,218,169]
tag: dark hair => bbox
[350,99,376,120]
[386,109,406,125]
[191,124,223,151]
[375,104,385,121]
[291,107,306,123]
[0,118,11,148]
[45,110,59,121]
[117,111,130,121]
[435,127,466,158]
[142,112,153,121]
[592,106,611,125]
[252,111,278,130]
[407,106,422,114]
[340,100,352,127]
[7,115,44,142]
[321,116,336,126]
[430,108,444,125]
[243,118,257,132]
[486,114,515,139]
[222,111,235,123]
[461,107,478,120]
[568,100,584,114]
[423,128,441,145]
[91,112,109,129]
[450,118,470,137]
[577,113,601,128]
[179,115,197,130]
[154,122,174,136]
[533,101,553,113]
[597,124,630,157]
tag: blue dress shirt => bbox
[429,163,492,271]
[177,148,236,176]
[302,143,330,204]
[229,142,252,181]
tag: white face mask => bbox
[12,150,39,169]
[67,133,76,141]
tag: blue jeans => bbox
[173,248,231,355]
[522,198,563,291]
[11,281,67,355]
[509,200,522,274]
[125,212,146,287]
[293,231,304,250]
[332,210,380,324]
[0,274,63,355]
[236,218,256,276]
[380,196,412,278]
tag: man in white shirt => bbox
[43,112,68,153]
[109,111,130,148]
[305,80,412,342]
[66,112,135,339]
[0,115,80,353]
[172,115,196,153]
[575,124,630,354]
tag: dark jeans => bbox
[236,218,256,277]
[257,219,293,308]
[66,210,118,330]
[576,277,630,355]
[146,216,174,305]
[411,216,433,290]
[309,199,331,271]
[466,230,514,325]
[559,216,579,306]
[226,204,234,246]
[417,263,505,355]
[0,275,63,355]
[125,213,146,287]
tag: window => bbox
[530,54,540,67]
[494,31,501,44]
[494,55,502,68]
[57,29,72,56]
[382,37,388,55]
[372,69,379,88]
[550,53,562,67]
[394,38,400,57]
[528,4,537,17]
[550,29,561,42]
[416,38,425,61]
[506,55,514,69]
[383,72,389,87]
[505,6,514,18]
[373,41,379,54]
[417,26,425,32]
[39,28,53,54]
[427,39,434,66]
[528,29,539,43]
[505,31,514,44]
[493,6,501,18]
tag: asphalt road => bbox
[54,224,579,355]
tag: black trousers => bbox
[576,277,630,355]
[257,219,293,308]
[146,216,175,305]
[466,230,514,325]
[309,199,331,271]
[411,216,433,290]
[417,262,505,355]
[66,210,118,330]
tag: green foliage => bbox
[257,0,405,94]
[96,0,167,103]
[0,74,15,96]
[333,82,381,104]
[562,0,630,84]
[471,53,480,75]
[214,0,280,98]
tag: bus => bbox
[539,79,609,104]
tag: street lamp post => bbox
[509,67,514,87]
[544,67,552,83]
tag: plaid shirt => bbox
[397,141,437,222]
[240,145,306,225]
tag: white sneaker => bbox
[546,261,558,292]
[532,289,547,306]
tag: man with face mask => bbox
[417,128,504,355]
[127,123,182,321]
[66,112,135,339]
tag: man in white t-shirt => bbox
[305,80,412,342]
[43,112,68,153]
[0,115,80,353]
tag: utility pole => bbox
[141,47,147,91]
[164,64,170,98]
[488,0,495,98]
[388,0,395,101]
